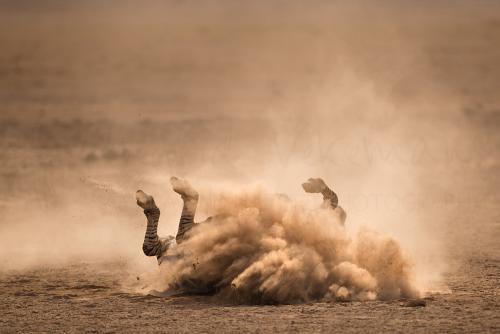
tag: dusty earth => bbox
[1,1,500,333]
[0,257,498,333]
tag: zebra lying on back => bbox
[136,177,347,264]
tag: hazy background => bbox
[0,0,499,293]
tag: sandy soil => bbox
[0,258,498,333]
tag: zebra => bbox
[136,177,346,264]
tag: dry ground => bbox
[0,257,499,333]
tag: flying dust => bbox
[138,189,419,303]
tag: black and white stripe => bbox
[321,187,339,210]
[322,186,347,225]
[175,194,198,243]
[142,207,169,258]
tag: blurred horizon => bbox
[1,0,500,122]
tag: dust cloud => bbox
[142,189,418,303]
[1,0,499,306]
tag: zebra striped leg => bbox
[321,187,347,225]
[170,177,199,243]
[175,194,198,243]
[136,190,166,258]
[142,206,165,257]
[321,186,339,210]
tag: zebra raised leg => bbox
[136,190,172,258]
[302,177,347,225]
[170,176,199,243]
